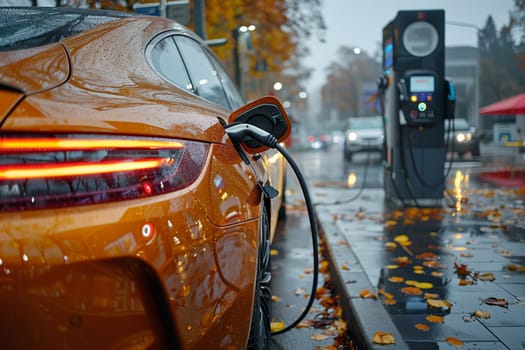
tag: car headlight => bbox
[456,133,466,143]
[0,134,208,211]
[348,132,357,142]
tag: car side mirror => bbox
[228,96,291,154]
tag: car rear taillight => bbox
[0,135,209,211]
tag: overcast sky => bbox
[303,0,516,88]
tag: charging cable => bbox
[225,122,320,335]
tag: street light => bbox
[232,24,256,93]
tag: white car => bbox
[344,116,384,161]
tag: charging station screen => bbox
[410,76,434,92]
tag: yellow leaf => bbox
[272,295,281,302]
[446,336,464,346]
[383,298,397,305]
[271,320,286,332]
[405,280,418,286]
[415,323,430,331]
[459,279,474,286]
[372,331,396,345]
[426,314,444,323]
[431,271,443,277]
[359,289,377,299]
[388,276,404,283]
[385,242,397,250]
[310,333,330,341]
[394,234,410,243]
[415,282,434,289]
[473,310,491,319]
[427,299,453,310]
[270,249,279,256]
[341,264,351,271]
[424,293,439,299]
[385,264,399,270]
[401,286,423,295]
[295,322,311,328]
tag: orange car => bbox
[0,7,289,349]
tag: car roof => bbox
[0,7,134,51]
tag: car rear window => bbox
[0,7,131,51]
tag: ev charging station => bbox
[378,9,455,206]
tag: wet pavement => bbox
[288,143,525,349]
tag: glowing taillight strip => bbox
[0,138,184,153]
[0,158,170,180]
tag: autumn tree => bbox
[204,0,325,99]
[479,15,525,107]
[321,47,381,123]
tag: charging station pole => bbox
[379,10,452,207]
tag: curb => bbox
[316,205,410,350]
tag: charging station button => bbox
[417,102,427,112]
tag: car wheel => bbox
[247,205,272,350]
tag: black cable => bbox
[271,142,319,335]
[224,123,319,335]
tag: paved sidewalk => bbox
[314,170,525,349]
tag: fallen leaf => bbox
[454,261,472,278]
[385,264,399,270]
[427,299,453,310]
[388,276,404,283]
[385,242,397,251]
[272,295,282,302]
[271,320,286,332]
[270,249,279,256]
[459,279,475,286]
[401,286,423,295]
[477,272,495,282]
[393,234,410,244]
[359,289,377,299]
[404,280,418,286]
[481,297,508,308]
[473,310,491,319]
[446,336,464,346]
[341,264,351,271]
[426,314,445,323]
[319,260,329,274]
[424,293,439,299]
[431,271,443,277]
[372,331,396,345]
[295,287,306,296]
[383,298,397,305]
[499,250,513,257]
[416,252,439,260]
[394,256,412,267]
[304,267,314,274]
[310,333,330,341]
[415,282,434,289]
[415,323,430,331]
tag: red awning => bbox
[480,93,525,115]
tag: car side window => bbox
[149,36,194,94]
[204,51,245,109]
[174,36,230,110]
